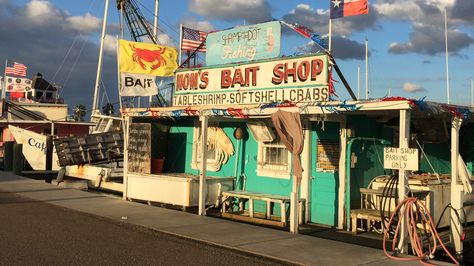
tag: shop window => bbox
[257,131,291,179]
[316,140,339,172]
[191,123,220,172]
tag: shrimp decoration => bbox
[206,127,234,167]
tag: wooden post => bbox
[338,116,347,229]
[45,135,53,171]
[398,109,410,252]
[198,116,208,215]
[123,116,131,200]
[290,176,299,233]
[301,119,311,223]
[451,117,463,257]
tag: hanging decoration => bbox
[207,127,235,167]
[259,100,296,110]
[442,105,470,120]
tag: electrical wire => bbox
[383,197,459,265]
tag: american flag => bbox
[181,27,207,52]
[5,60,27,77]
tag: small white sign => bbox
[384,147,419,171]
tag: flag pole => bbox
[116,36,123,115]
[444,7,450,104]
[365,38,369,99]
[328,19,333,51]
[471,79,473,107]
[357,65,360,99]
[178,24,183,66]
[1,59,7,99]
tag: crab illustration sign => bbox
[119,39,178,77]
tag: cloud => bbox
[374,0,474,56]
[188,0,272,24]
[67,13,101,33]
[403,82,426,93]
[451,0,474,25]
[0,0,115,111]
[388,24,474,55]
[297,36,366,60]
[180,18,214,32]
[282,3,380,37]
[103,34,118,54]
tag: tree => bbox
[73,104,87,122]
[102,102,115,116]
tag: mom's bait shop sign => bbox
[174,54,330,106]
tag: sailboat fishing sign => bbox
[174,54,330,106]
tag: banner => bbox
[8,125,57,170]
[5,76,32,93]
[119,40,178,77]
[206,21,281,66]
[120,73,158,96]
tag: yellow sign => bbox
[119,39,178,76]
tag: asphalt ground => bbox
[0,189,290,266]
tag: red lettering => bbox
[176,74,186,91]
[200,71,209,89]
[285,62,298,83]
[311,59,324,80]
[190,72,199,89]
[248,66,259,86]
[221,69,232,88]
[297,61,310,81]
[272,64,284,84]
[232,69,244,87]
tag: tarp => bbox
[271,110,304,183]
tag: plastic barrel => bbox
[12,143,24,175]
[3,141,14,171]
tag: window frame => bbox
[256,131,291,179]
[191,123,221,172]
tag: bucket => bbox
[150,157,164,174]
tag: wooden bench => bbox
[221,190,305,227]
[350,208,383,233]
[351,188,429,233]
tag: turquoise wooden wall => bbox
[164,117,292,215]
[144,114,469,226]
[346,116,392,209]
[310,122,339,225]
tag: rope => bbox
[383,197,459,265]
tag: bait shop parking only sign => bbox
[383,147,419,171]
[173,54,329,106]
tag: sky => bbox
[1,0,473,114]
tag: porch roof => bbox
[122,98,473,122]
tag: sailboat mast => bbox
[445,7,451,104]
[365,38,368,99]
[357,65,360,99]
[471,79,473,107]
[150,0,159,107]
[91,0,110,119]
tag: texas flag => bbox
[330,0,368,19]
